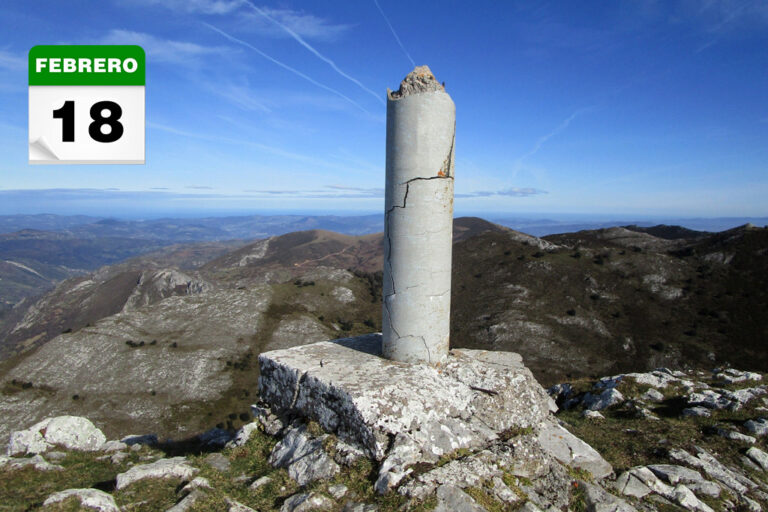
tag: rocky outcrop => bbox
[115,457,199,490]
[7,415,106,455]
[43,488,119,512]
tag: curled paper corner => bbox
[29,137,60,162]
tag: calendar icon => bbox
[28,45,145,164]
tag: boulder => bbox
[280,492,335,512]
[744,418,768,436]
[43,488,119,512]
[537,421,612,479]
[583,389,624,411]
[8,416,106,455]
[746,446,768,471]
[433,484,486,512]
[269,424,339,486]
[580,480,637,512]
[115,456,199,490]
[227,422,260,448]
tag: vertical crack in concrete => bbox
[439,130,455,178]
[290,370,308,410]
[418,336,432,365]
[383,298,401,340]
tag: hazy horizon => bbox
[2,1,767,219]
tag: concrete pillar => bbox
[382,66,455,365]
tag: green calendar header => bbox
[29,45,145,86]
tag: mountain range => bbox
[0,216,766,448]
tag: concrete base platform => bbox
[257,334,553,462]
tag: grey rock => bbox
[537,421,612,479]
[0,454,63,471]
[43,488,119,511]
[688,387,767,411]
[741,496,762,512]
[669,448,753,493]
[682,407,711,418]
[686,480,721,499]
[519,503,543,512]
[46,450,67,461]
[375,433,421,494]
[582,410,605,420]
[269,424,339,486]
[249,476,272,489]
[121,433,158,446]
[490,476,520,504]
[740,455,763,472]
[615,470,653,498]
[641,388,665,402]
[252,405,286,436]
[619,467,714,512]
[280,492,334,512]
[226,498,257,512]
[583,388,624,411]
[547,383,573,404]
[434,485,486,512]
[328,484,348,499]
[166,489,206,512]
[746,446,768,470]
[333,438,366,466]
[115,456,199,490]
[204,452,231,472]
[181,477,212,493]
[258,335,551,462]
[110,451,129,464]
[227,422,259,448]
[580,481,637,512]
[342,503,377,512]
[745,418,768,436]
[100,440,128,452]
[715,427,756,444]
[8,416,106,455]
[399,450,502,500]
[671,484,715,512]
[647,464,707,486]
[199,427,233,448]
[714,368,762,384]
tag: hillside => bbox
[0,218,766,448]
[452,224,768,385]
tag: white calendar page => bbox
[28,45,145,165]
[29,85,144,164]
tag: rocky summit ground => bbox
[0,364,766,511]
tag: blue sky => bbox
[1,0,767,218]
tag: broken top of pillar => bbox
[388,65,445,99]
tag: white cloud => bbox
[0,49,25,71]
[244,3,383,104]
[100,29,225,66]
[123,0,243,15]
[242,6,352,41]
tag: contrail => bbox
[372,0,415,67]
[244,2,385,105]
[518,107,592,162]
[204,23,371,114]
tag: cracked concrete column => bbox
[382,66,455,365]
